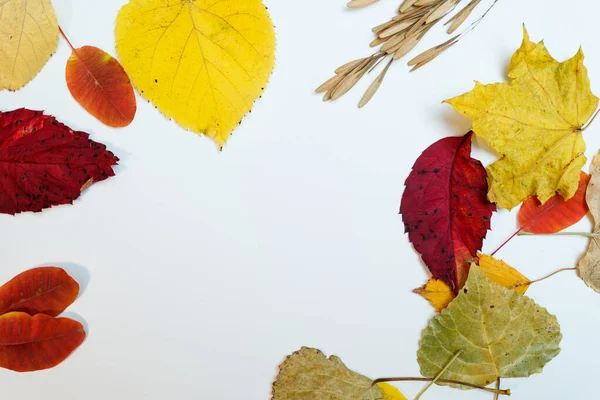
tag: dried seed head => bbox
[347,0,380,8]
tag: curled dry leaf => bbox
[415,254,530,312]
[401,132,495,292]
[519,172,590,234]
[578,153,600,293]
[418,267,561,388]
[446,27,599,209]
[0,0,58,90]
[62,28,137,128]
[0,109,119,215]
[272,347,406,400]
[115,0,276,148]
[0,312,85,372]
[0,267,79,317]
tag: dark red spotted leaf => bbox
[518,172,590,234]
[0,267,79,317]
[400,132,495,292]
[0,108,118,214]
[0,312,85,372]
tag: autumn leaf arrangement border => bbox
[0,0,278,373]
[271,27,600,400]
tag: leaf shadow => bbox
[34,261,90,300]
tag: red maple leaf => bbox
[400,132,495,292]
[0,108,118,214]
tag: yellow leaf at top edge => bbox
[0,0,59,91]
[376,383,407,400]
[416,255,530,311]
[445,26,599,210]
[115,0,276,148]
[477,253,530,295]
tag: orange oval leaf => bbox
[65,44,136,127]
[0,312,85,372]
[0,267,79,317]
[519,171,590,234]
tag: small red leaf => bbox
[0,312,85,372]
[65,44,136,127]
[0,108,119,215]
[400,132,496,292]
[519,171,590,234]
[0,267,79,317]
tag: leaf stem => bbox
[582,108,600,131]
[414,350,463,400]
[490,228,523,256]
[58,26,77,53]
[371,378,510,396]
[518,231,598,238]
[494,378,501,400]
[516,267,577,287]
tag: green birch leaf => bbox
[417,266,562,388]
[272,347,406,400]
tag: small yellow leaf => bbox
[0,0,59,90]
[477,253,530,295]
[376,383,407,400]
[445,27,599,209]
[414,279,454,312]
[115,0,276,148]
[415,255,530,311]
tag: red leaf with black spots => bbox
[400,132,495,292]
[0,312,85,372]
[518,172,590,234]
[0,108,118,215]
[0,267,79,317]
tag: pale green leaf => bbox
[417,266,562,388]
[272,347,406,400]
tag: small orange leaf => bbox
[519,171,590,234]
[0,267,79,317]
[62,28,136,127]
[0,312,85,372]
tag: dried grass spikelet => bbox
[317,0,500,107]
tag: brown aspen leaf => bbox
[0,312,85,372]
[446,27,599,210]
[418,266,561,388]
[0,267,79,317]
[519,172,590,234]
[415,254,530,312]
[401,132,495,292]
[115,0,276,148]
[0,0,59,90]
[63,35,137,127]
[578,152,600,292]
[0,108,119,214]
[272,347,406,400]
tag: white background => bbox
[0,0,598,399]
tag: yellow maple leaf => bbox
[115,0,276,148]
[0,0,59,91]
[446,27,599,210]
[415,254,530,311]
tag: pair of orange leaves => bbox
[0,267,85,372]
[61,27,136,128]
